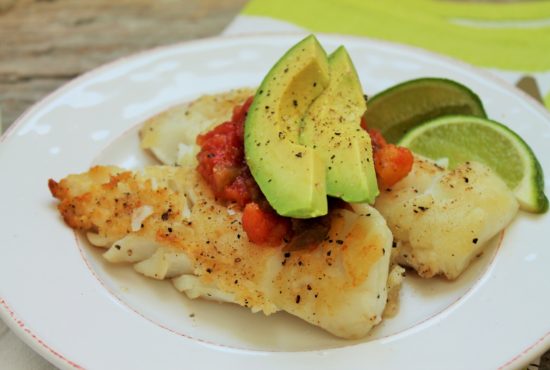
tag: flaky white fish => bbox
[375,157,519,279]
[49,164,394,339]
[140,88,254,166]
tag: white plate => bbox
[0,33,549,370]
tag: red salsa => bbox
[196,98,291,245]
[196,97,259,207]
[196,99,413,246]
[361,117,414,189]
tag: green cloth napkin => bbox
[241,0,550,109]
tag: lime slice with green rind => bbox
[398,115,548,213]
[365,78,486,143]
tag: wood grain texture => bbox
[0,0,248,131]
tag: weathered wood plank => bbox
[0,0,247,130]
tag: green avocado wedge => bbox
[244,35,330,218]
[301,46,378,203]
[364,78,486,143]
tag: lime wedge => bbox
[398,115,548,213]
[365,78,486,143]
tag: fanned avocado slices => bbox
[244,36,378,217]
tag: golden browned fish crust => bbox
[49,164,393,338]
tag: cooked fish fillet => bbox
[140,88,254,166]
[374,157,519,280]
[49,164,393,339]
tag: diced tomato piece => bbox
[196,97,257,206]
[223,172,261,208]
[242,202,290,246]
[373,144,414,188]
[363,126,413,188]
[360,116,368,131]
[366,127,387,151]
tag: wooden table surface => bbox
[0,0,247,131]
[0,1,245,367]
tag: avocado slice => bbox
[244,35,330,218]
[301,46,379,203]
